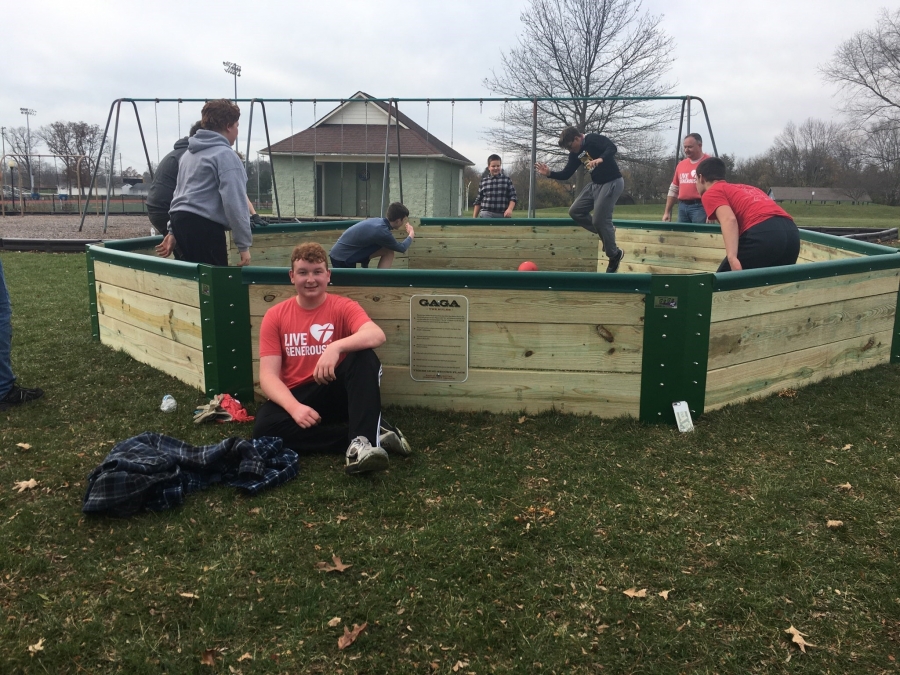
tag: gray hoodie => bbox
[169,129,252,252]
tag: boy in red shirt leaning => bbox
[696,157,800,272]
[253,242,411,474]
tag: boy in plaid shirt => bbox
[473,155,517,218]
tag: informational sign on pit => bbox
[410,295,469,382]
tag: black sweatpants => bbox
[252,349,382,454]
[169,211,229,266]
[717,216,800,273]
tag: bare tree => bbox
[821,8,900,129]
[770,119,846,187]
[3,126,39,187]
[483,0,676,191]
[36,121,106,196]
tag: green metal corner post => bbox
[639,274,714,424]
[198,265,255,403]
[892,274,900,364]
[86,248,100,341]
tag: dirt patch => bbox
[0,214,154,241]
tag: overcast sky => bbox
[0,0,889,173]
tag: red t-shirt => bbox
[671,154,708,200]
[258,294,372,389]
[701,182,793,235]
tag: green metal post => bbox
[86,247,100,341]
[198,265,255,402]
[891,274,900,364]
[639,274,714,425]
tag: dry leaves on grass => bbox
[179,592,200,599]
[316,555,352,573]
[841,444,853,451]
[237,652,252,662]
[836,483,852,491]
[27,638,44,656]
[785,625,816,653]
[658,590,672,600]
[827,520,844,529]
[825,459,838,465]
[337,622,367,650]
[16,443,31,450]
[327,617,342,627]
[518,416,527,424]
[452,660,470,672]
[14,479,38,493]
[623,588,648,598]
[200,648,219,666]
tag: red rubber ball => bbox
[518,261,539,272]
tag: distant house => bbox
[260,92,474,218]
[768,187,872,204]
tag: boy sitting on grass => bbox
[253,242,410,474]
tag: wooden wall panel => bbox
[708,293,896,370]
[99,314,205,390]
[96,281,202,351]
[94,262,200,308]
[710,269,900,323]
[705,330,892,410]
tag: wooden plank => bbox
[705,330,892,410]
[96,281,203,350]
[412,238,598,258]
[248,359,641,417]
[799,239,864,261]
[710,269,900,322]
[618,229,724,249]
[99,314,205,390]
[414,225,590,238]
[378,365,641,416]
[408,257,595,272]
[248,285,646,325]
[621,243,728,269]
[94,261,200,308]
[620,261,712,275]
[250,320,642,372]
[708,293,897,369]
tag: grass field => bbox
[1,252,899,674]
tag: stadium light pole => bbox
[20,108,36,195]
[223,61,241,149]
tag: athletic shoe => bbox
[606,248,624,273]
[379,419,412,456]
[345,436,389,475]
[0,384,44,411]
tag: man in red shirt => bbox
[662,133,709,223]
[696,157,800,272]
[253,242,411,474]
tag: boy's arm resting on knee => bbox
[313,321,386,384]
[259,356,321,427]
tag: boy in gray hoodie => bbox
[166,99,252,266]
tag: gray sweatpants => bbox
[568,177,625,257]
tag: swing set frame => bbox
[78,95,717,232]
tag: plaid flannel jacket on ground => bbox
[474,174,517,214]
[82,432,299,517]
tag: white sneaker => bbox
[345,436,389,475]
[379,420,412,456]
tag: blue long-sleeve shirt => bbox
[329,218,412,263]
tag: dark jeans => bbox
[717,217,801,272]
[252,349,383,453]
[169,211,228,266]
